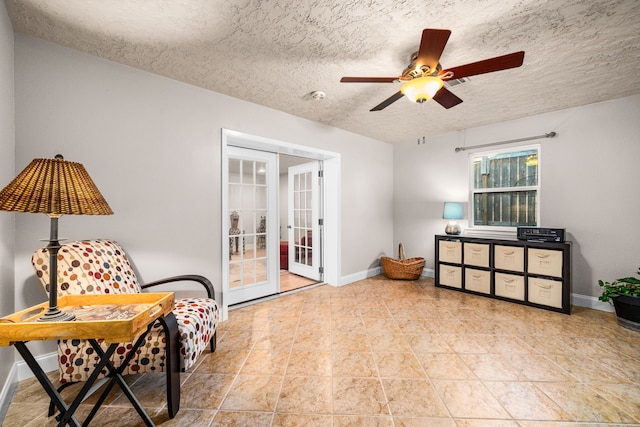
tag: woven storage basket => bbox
[381,243,425,280]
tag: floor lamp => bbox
[0,155,113,321]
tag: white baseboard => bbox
[340,266,434,286]
[0,363,18,424]
[0,351,58,423]
[339,266,382,286]
[572,293,614,312]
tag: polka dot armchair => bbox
[31,239,219,418]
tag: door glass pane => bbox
[293,171,313,267]
[256,161,266,185]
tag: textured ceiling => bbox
[5,0,640,144]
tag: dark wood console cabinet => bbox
[435,234,571,314]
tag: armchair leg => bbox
[210,331,217,353]
[158,312,180,418]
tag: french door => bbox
[224,146,279,305]
[288,162,322,281]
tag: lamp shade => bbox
[443,202,464,220]
[401,76,444,103]
[0,157,113,216]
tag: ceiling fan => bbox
[340,28,525,111]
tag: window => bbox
[470,146,539,228]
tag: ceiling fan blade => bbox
[370,91,404,111]
[340,77,398,83]
[433,87,463,109]
[440,51,525,80]
[416,28,451,72]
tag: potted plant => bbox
[598,267,640,332]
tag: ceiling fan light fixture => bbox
[401,76,444,103]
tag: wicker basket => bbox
[380,243,425,280]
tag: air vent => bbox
[445,77,470,87]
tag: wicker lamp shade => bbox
[0,157,113,216]
[0,156,112,321]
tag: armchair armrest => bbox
[141,274,216,302]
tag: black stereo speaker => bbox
[517,226,565,242]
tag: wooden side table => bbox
[0,292,177,427]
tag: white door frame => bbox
[221,129,341,320]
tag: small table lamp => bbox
[0,155,113,321]
[443,202,464,235]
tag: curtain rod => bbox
[454,131,557,152]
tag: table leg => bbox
[84,334,156,427]
[13,342,82,427]
[59,343,121,426]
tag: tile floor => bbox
[4,276,640,426]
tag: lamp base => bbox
[37,308,76,322]
[445,221,461,235]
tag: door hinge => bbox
[318,218,324,226]
[318,170,323,178]
[319,266,324,274]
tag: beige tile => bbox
[332,332,371,352]
[273,413,333,426]
[2,402,50,427]
[285,350,332,376]
[194,349,250,374]
[404,333,454,353]
[211,410,273,426]
[253,330,296,350]
[586,383,640,422]
[361,317,402,334]
[220,374,282,412]
[292,329,332,351]
[373,352,426,379]
[110,372,167,409]
[504,354,577,382]
[368,331,412,352]
[332,350,378,378]
[333,414,394,426]
[597,356,640,382]
[216,328,264,349]
[382,378,449,417]
[415,353,476,380]
[150,408,216,426]
[393,417,456,427]
[535,382,637,423]
[546,355,630,383]
[484,381,571,420]
[263,316,300,333]
[481,334,536,354]
[441,334,493,353]
[241,349,290,375]
[431,379,510,419]
[459,353,526,381]
[333,377,388,415]
[179,373,235,410]
[331,316,366,333]
[454,420,519,427]
[358,305,393,319]
[277,376,333,414]
[394,317,437,334]
[298,313,332,329]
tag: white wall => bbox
[11,33,394,356]
[394,94,640,302]
[0,1,15,399]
